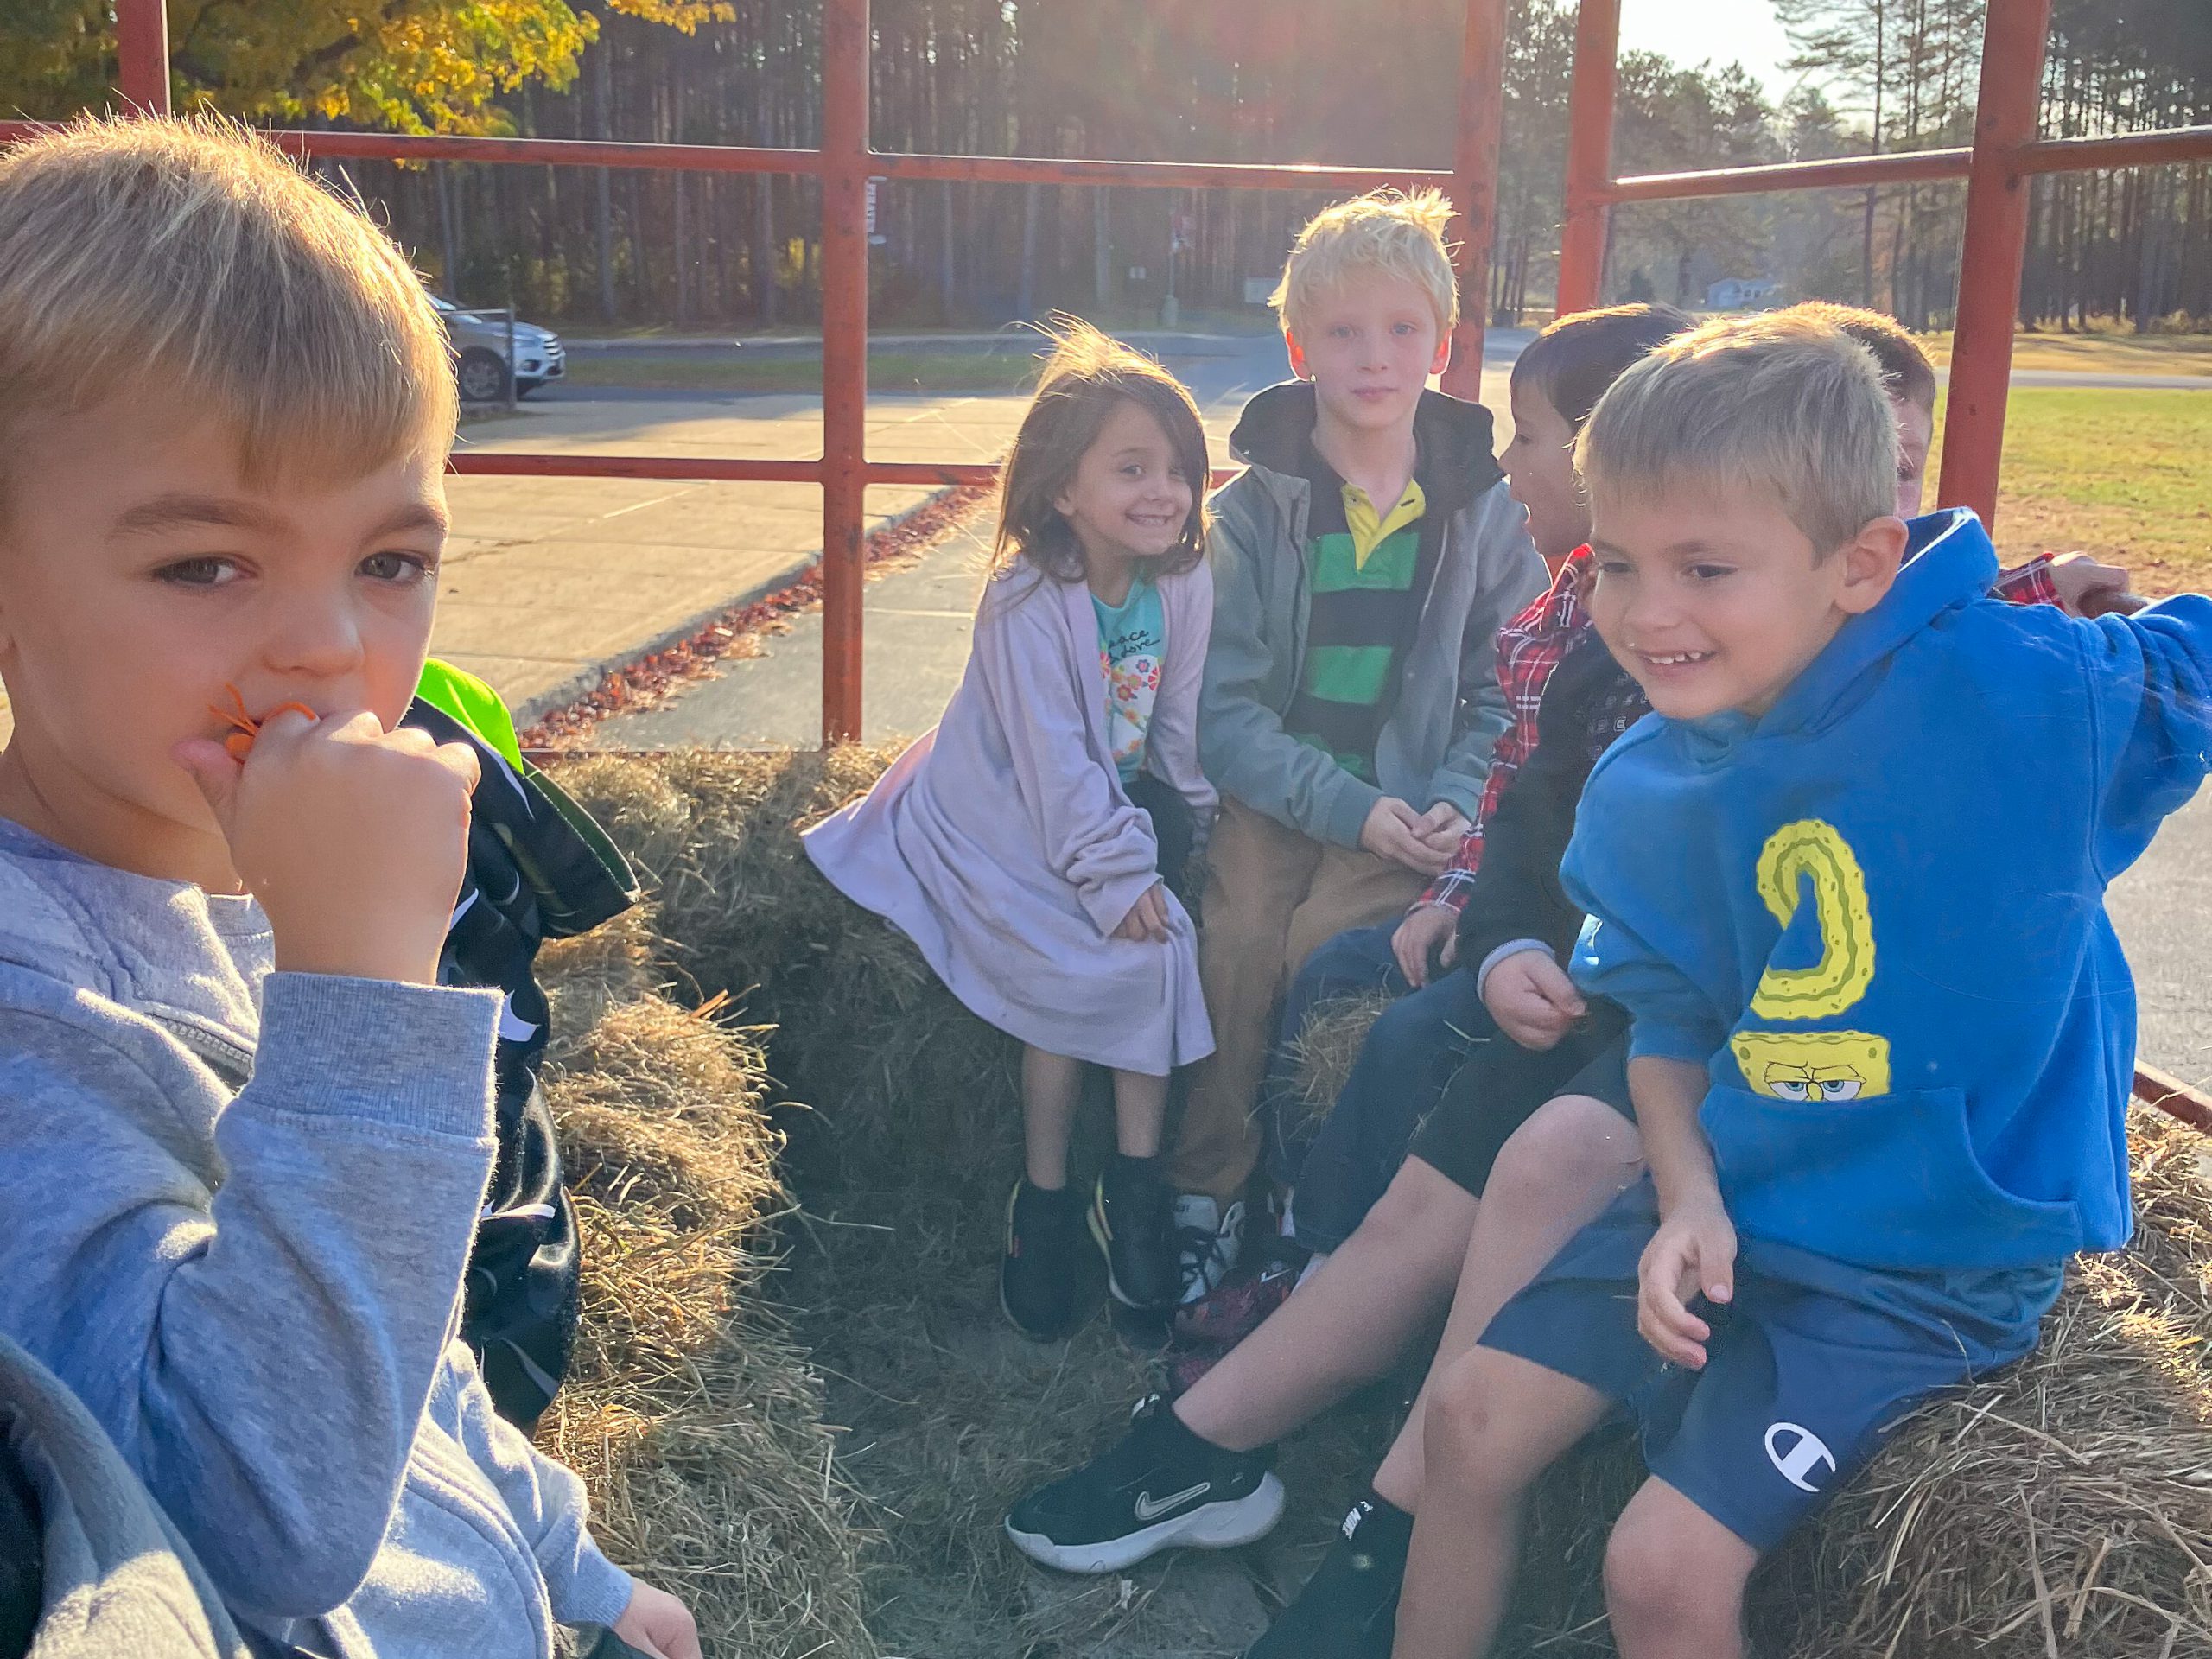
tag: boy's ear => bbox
[1836,515,1910,615]
[1285,330,1313,382]
[1428,332,1452,378]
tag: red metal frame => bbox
[1555,0,2212,528]
[5,0,2210,1123]
[10,0,2206,719]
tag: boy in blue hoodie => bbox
[0,118,693,1659]
[1389,313,2212,1659]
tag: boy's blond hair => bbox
[1576,312,1897,556]
[1269,188,1459,338]
[0,115,454,518]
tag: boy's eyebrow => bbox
[111,493,285,537]
[109,495,449,538]
[370,502,451,537]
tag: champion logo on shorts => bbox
[1764,1422,1837,1492]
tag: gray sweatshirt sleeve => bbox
[0,971,503,1623]
[445,1338,637,1627]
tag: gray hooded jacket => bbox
[1201,382,1548,848]
[0,818,632,1659]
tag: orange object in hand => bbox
[209,683,319,760]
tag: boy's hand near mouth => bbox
[175,707,480,985]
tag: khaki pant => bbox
[1173,798,1427,1201]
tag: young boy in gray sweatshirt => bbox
[0,117,696,1659]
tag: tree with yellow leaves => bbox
[0,0,729,135]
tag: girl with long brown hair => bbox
[806,324,1219,1342]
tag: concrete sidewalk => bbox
[435,386,1034,721]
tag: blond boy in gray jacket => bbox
[1176,192,1545,1226]
[0,117,693,1659]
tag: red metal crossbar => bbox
[8,0,2212,1129]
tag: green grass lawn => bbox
[560,347,1042,395]
[1921,327,2212,378]
[1933,387,2212,593]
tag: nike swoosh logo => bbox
[1133,1482,1211,1522]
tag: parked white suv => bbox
[431,294,566,402]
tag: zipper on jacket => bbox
[145,1012,256,1091]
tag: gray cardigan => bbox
[0,819,632,1659]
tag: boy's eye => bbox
[1688,563,1735,582]
[155,556,241,588]
[1393,321,1414,335]
[1331,325,1354,339]
[361,550,434,584]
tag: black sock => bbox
[1341,1489,1414,1565]
[1154,1398,1262,1464]
[1107,1151,1163,1193]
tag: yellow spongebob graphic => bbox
[1735,820,1891,1100]
[1729,1030,1891,1102]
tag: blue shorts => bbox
[1479,1179,2063,1552]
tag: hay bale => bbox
[556,748,1026,1268]
[537,947,874,1659]
[1764,1108,2212,1658]
[1283,991,1393,1143]
[554,747,2212,1659]
[554,751,1075,1657]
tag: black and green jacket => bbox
[408,661,637,1433]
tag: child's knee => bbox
[1603,1497,1746,1640]
[1421,1351,1524,1488]
[1359,1164,1473,1281]
[1491,1095,1643,1203]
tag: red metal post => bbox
[1935,0,2053,529]
[1441,0,1509,400]
[819,0,872,746]
[1555,0,1620,316]
[115,0,171,113]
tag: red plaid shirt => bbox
[1416,546,2064,913]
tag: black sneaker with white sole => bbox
[1090,1154,1180,1311]
[1005,1394,1284,1574]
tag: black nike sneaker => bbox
[1245,1493,1413,1658]
[1005,1394,1285,1574]
[1090,1154,1179,1311]
[1001,1179,1084,1341]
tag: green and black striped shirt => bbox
[1285,457,1430,782]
